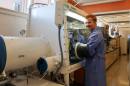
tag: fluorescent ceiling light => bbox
[66,11,86,22]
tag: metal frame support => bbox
[64,73,69,85]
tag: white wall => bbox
[119,28,130,54]
[0,7,27,37]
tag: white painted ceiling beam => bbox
[107,17,129,23]
[97,16,110,25]
[93,10,130,16]
[118,24,130,28]
[79,0,123,6]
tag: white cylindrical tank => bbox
[37,56,61,73]
[0,36,49,74]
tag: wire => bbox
[31,70,38,78]
[55,26,68,86]
[31,70,46,80]
[39,73,46,80]
[73,0,82,6]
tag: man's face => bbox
[85,17,97,31]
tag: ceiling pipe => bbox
[73,0,82,6]
[109,24,118,38]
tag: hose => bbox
[27,3,47,36]
[55,26,68,86]
[29,3,47,10]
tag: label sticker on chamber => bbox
[19,55,25,58]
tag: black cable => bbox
[51,72,53,81]
[56,26,68,86]
[61,74,65,83]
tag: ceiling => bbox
[100,13,130,19]
[74,0,123,6]
[98,13,130,28]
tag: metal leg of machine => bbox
[64,73,69,85]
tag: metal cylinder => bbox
[0,36,49,74]
[37,56,61,73]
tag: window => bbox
[14,0,21,12]
[0,0,56,13]
[0,0,14,10]
[0,0,22,12]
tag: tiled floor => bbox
[106,55,129,86]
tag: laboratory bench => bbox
[74,48,119,84]
[105,48,119,69]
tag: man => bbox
[105,25,109,47]
[84,14,106,86]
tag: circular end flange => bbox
[37,58,48,73]
[0,36,6,74]
[75,42,80,59]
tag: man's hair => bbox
[86,14,97,22]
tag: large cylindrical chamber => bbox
[0,36,49,74]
